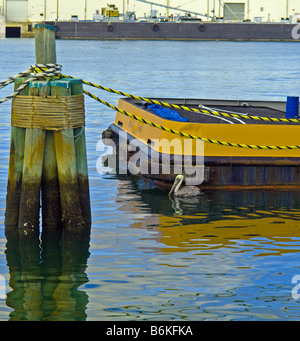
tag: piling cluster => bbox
[5,25,91,237]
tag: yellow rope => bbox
[83,90,300,150]
[62,74,300,124]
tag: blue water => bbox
[0,39,300,321]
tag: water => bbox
[0,39,300,321]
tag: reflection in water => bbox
[118,176,300,255]
[4,166,300,320]
[5,226,91,321]
[1,39,300,321]
[98,176,300,320]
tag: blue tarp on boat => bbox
[148,104,188,122]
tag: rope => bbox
[83,89,300,150]
[62,74,300,124]
[62,126,84,143]
[0,64,62,104]
[0,67,33,89]
[11,94,85,130]
[1,67,299,149]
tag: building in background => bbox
[1,0,300,21]
[0,15,5,38]
[1,0,299,37]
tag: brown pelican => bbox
[168,175,202,197]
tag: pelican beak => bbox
[168,177,179,197]
[168,182,176,197]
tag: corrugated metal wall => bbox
[224,3,245,21]
[6,0,28,22]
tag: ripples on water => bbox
[0,39,300,321]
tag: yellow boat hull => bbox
[104,98,300,188]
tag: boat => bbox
[45,20,299,41]
[44,1,300,42]
[102,96,300,189]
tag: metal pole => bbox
[207,0,209,18]
[247,0,250,19]
[56,0,59,20]
[136,0,213,18]
[213,0,215,19]
[166,0,169,17]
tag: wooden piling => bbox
[41,129,62,228]
[5,78,28,230]
[35,25,62,229]
[18,128,45,230]
[18,81,50,230]
[51,79,86,229]
[5,126,26,230]
[74,126,91,226]
[71,81,91,226]
[5,24,91,233]
[34,24,56,65]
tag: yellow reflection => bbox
[116,179,300,256]
[128,205,300,255]
[156,215,300,253]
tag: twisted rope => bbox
[62,75,300,124]
[83,89,300,150]
[0,63,62,104]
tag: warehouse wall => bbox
[1,0,299,22]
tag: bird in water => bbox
[168,175,202,197]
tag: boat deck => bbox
[128,98,298,125]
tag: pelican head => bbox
[168,175,184,196]
[168,174,202,198]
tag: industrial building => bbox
[0,0,299,37]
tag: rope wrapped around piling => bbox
[11,94,85,130]
[0,63,62,104]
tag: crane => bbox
[135,0,213,19]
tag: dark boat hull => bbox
[104,124,300,190]
[45,21,299,41]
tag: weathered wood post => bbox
[5,24,91,234]
[5,80,27,232]
[35,26,62,229]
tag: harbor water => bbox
[0,39,300,321]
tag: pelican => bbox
[168,175,202,197]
